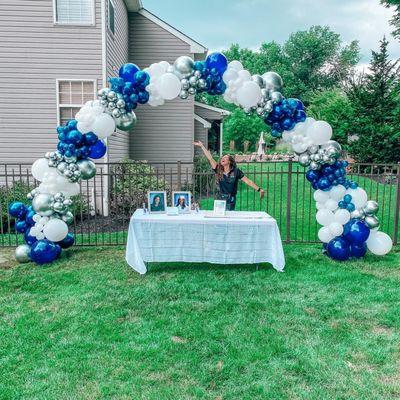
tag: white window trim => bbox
[107,0,116,37]
[56,79,97,126]
[53,0,96,26]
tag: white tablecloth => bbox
[125,210,285,274]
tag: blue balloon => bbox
[67,120,78,131]
[306,170,320,183]
[55,244,62,259]
[133,71,149,85]
[281,118,295,131]
[317,177,331,191]
[338,201,347,209]
[83,132,98,146]
[9,202,27,219]
[119,63,140,83]
[295,110,307,122]
[344,194,352,203]
[343,219,370,244]
[15,219,28,233]
[327,237,350,261]
[350,242,367,258]
[30,240,59,265]
[194,61,205,72]
[205,52,228,75]
[346,203,355,212]
[137,90,149,104]
[57,233,75,249]
[89,140,107,159]
[24,230,37,246]
[66,129,83,146]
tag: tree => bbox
[346,37,400,163]
[381,0,400,40]
[223,109,267,152]
[307,89,355,147]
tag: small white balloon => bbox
[366,231,393,256]
[223,68,239,84]
[346,187,368,209]
[77,120,92,134]
[334,209,351,225]
[157,72,181,100]
[307,120,332,145]
[328,185,346,201]
[329,222,344,237]
[316,202,325,210]
[92,113,116,139]
[318,226,335,243]
[316,209,335,226]
[43,219,69,242]
[32,158,53,182]
[314,190,330,203]
[228,60,244,71]
[325,199,338,211]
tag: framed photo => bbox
[172,191,191,213]
[148,191,167,214]
[213,200,226,216]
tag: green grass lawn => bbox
[1,245,399,399]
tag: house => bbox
[0,0,230,167]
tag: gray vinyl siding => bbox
[106,0,130,162]
[0,0,104,165]
[127,12,194,163]
[194,105,223,121]
[194,120,208,155]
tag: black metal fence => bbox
[1,160,399,247]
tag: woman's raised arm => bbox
[193,141,217,169]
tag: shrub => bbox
[192,155,216,197]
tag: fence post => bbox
[286,158,293,243]
[393,163,400,245]
[177,160,182,191]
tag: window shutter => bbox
[56,0,93,24]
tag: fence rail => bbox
[1,160,399,247]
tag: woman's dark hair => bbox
[176,197,186,207]
[215,155,236,181]
[152,195,161,206]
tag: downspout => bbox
[101,0,110,216]
[220,120,224,157]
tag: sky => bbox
[143,0,399,65]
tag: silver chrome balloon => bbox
[57,161,68,174]
[263,72,283,92]
[350,209,365,219]
[115,112,137,131]
[173,56,195,78]
[270,91,283,104]
[116,99,126,109]
[308,145,319,154]
[322,140,342,152]
[364,215,380,229]
[252,74,265,88]
[194,70,202,78]
[188,87,196,95]
[189,76,198,87]
[363,200,379,216]
[15,244,31,263]
[62,211,74,225]
[179,90,189,99]
[77,159,96,180]
[264,101,273,113]
[32,193,54,217]
[107,91,117,102]
[298,153,311,167]
[310,161,320,170]
[197,79,206,89]
[256,107,265,116]
[181,78,190,90]
[112,109,122,118]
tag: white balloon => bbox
[316,202,325,210]
[325,199,338,211]
[36,232,45,240]
[77,120,92,134]
[157,72,181,100]
[92,113,116,139]
[40,171,80,197]
[236,81,262,108]
[43,219,69,242]
[346,188,368,209]
[32,158,53,182]
[292,142,309,154]
[307,120,332,145]
[223,68,239,84]
[329,222,344,237]
[314,189,330,203]
[334,209,351,225]
[366,231,393,256]
[316,209,335,226]
[158,61,170,71]
[237,69,252,81]
[318,226,334,243]
[228,60,244,71]
[328,185,346,201]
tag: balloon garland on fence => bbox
[9,52,393,265]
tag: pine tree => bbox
[347,37,400,163]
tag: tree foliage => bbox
[381,0,400,40]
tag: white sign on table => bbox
[125,209,285,274]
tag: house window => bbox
[108,0,115,35]
[54,0,94,25]
[57,80,95,125]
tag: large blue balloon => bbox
[83,132,98,146]
[119,63,140,83]
[343,219,370,244]
[205,52,228,75]
[306,170,320,183]
[30,240,59,265]
[9,202,27,219]
[350,242,367,258]
[15,219,28,233]
[66,129,83,146]
[57,233,75,249]
[24,230,37,246]
[327,237,350,261]
[89,140,107,159]
[25,209,36,226]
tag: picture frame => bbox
[213,200,226,216]
[147,191,167,214]
[172,191,191,213]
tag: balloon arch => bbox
[9,52,393,264]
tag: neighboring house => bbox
[0,0,229,167]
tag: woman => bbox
[193,141,265,211]
[151,194,164,212]
[175,196,187,210]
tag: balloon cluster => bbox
[8,52,393,264]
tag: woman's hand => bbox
[259,189,265,199]
[193,141,204,148]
